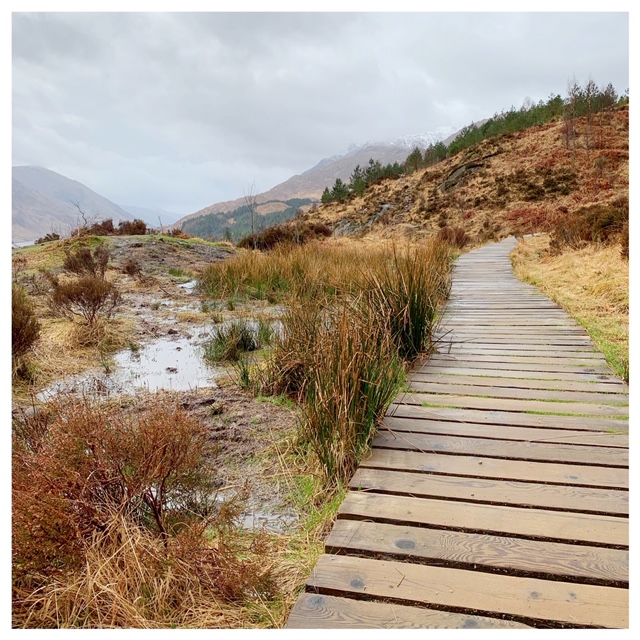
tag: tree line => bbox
[320,79,626,205]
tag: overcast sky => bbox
[11,10,629,216]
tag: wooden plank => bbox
[372,431,628,467]
[397,392,628,418]
[417,360,612,374]
[338,491,629,548]
[382,416,629,448]
[436,334,590,341]
[436,348,605,359]
[361,448,629,490]
[387,403,628,432]
[436,325,587,333]
[326,520,628,584]
[412,366,622,383]
[307,555,628,628]
[286,593,531,629]
[407,373,628,394]
[406,380,628,405]
[350,467,629,515]
[428,353,609,367]
[437,343,598,353]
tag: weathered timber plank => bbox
[307,555,628,627]
[387,403,628,432]
[406,380,628,404]
[412,366,622,383]
[397,392,628,418]
[382,416,629,448]
[435,334,590,342]
[338,491,629,548]
[285,593,531,629]
[421,359,612,374]
[428,353,610,367]
[326,520,628,584]
[435,348,605,360]
[372,430,628,467]
[360,448,629,490]
[350,467,629,515]
[407,373,628,394]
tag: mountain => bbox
[175,126,459,233]
[119,205,183,228]
[12,166,135,243]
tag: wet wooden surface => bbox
[286,237,628,628]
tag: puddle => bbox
[178,279,198,293]
[241,508,298,534]
[39,335,224,400]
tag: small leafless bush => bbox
[35,232,61,244]
[12,285,41,361]
[437,226,469,249]
[122,257,141,276]
[63,245,110,278]
[117,219,147,235]
[238,222,332,251]
[49,275,120,325]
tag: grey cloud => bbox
[12,12,629,214]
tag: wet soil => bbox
[13,234,300,533]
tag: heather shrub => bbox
[122,257,141,276]
[12,397,281,628]
[436,226,470,249]
[12,285,41,360]
[117,219,147,235]
[63,245,110,278]
[550,197,628,254]
[238,222,332,251]
[49,275,120,325]
[12,397,218,582]
[35,232,60,244]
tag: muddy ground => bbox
[12,234,301,531]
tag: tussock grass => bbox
[228,238,453,485]
[203,319,274,363]
[199,240,402,302]
[512,235,629,381]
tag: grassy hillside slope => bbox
[303,105,628,244]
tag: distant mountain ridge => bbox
[175,125,460,231]
[12,166,135,242]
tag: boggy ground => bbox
[12,233,301,532]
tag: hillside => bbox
[298,106,628,244]
[12,166,135,243]
[175,126,458,234]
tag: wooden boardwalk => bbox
[286,237,629,629]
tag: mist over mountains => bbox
[176,125,460,233]
[11,126,460,243]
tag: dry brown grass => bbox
[12,316,135,402]
[511,234,629,380]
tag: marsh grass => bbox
[204,319,274,364]
[231,238,453,485]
